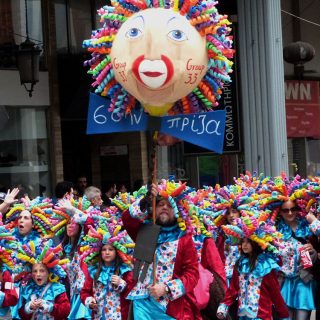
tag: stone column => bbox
[237,0,289,175]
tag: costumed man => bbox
[122,180,200,319]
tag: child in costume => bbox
[216,211,289,320]
[17,240,70,320]
[214,173,265,278]
[80,220,134,320]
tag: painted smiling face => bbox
[110,8,208,115]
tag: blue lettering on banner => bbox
[161,112,226,153]
[87,93,226,153]
[87,93,148,133]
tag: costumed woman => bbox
[260,174,320,320]
[183,187,227,319]
[53,197,93,320]
[213,185,242,285]
[80,219,134,320]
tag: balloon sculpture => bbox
[83,0,234,118]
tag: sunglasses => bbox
[280,207,300,214]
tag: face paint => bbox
[111,8,208,112]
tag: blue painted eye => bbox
[125,27,142,39]
[167,29,187,41]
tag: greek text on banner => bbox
[87,93,226,153]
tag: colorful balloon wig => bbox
[212,183,259,227]
[258,173,320,218]
[50,196,92,236]
[221,208,283,254]
[5,197,54,238]
[15,240,69,281]
[0,225,18,269]
[180,187,218,236]
[80,218,134,266]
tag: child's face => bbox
[226,208,240,225]
[32,263,49,286]
[101,244,116,265]
[66,221,80,237]
[18,210,33,235]
[241,238,253,255]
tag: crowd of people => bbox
[0,172,319,319]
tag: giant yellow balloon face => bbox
[110,8,208,115]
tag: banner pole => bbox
[152,132,158,285]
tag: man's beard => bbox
[156,216,177,227]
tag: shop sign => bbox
[285,80,320,138]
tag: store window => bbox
[55,0,92,53]
[0,0,43,68]
[0,106,50,198]
[55,0,112,53]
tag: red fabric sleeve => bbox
[215,231,226,264]
[50,292,71,319]
[1,270,18,307]
[122,271,134,298]
[264,270,289,318]
[220,268,239,307]
[177,235,199,293]
[201,238,227,291]
[80,263,94,305]
[120,271,134,320]
[121,210,143,242]
[18,304,32,320]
